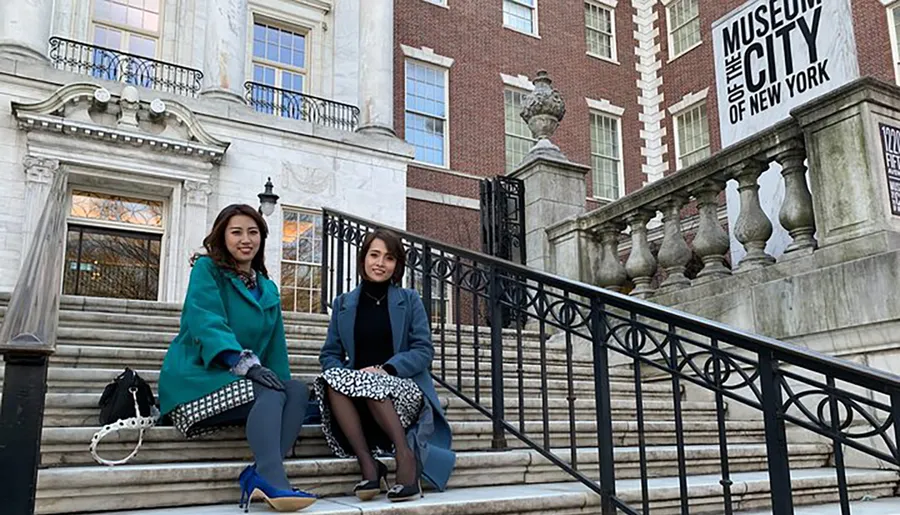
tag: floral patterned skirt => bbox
[313,368,424,458]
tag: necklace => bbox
[364,291,387,306]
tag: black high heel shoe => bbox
[353,460,389,501]
[387,455,423,503]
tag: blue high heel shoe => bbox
[239,466,316,512]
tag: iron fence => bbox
[244,82,360,132]
[321,207,900,515]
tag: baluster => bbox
[488,264,507,449]
[657,196,692,290]
[691,180,731,281]
[732,161,775,271]
[595,222,627,292]
[758,349,794,515]
[624,210,657,298]
[777,146,817,255]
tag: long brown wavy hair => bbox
[192,204,270,278]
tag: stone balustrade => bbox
[547,118,815,297]
[547,79,900,301]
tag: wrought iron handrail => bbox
[322,206,900,515]
[0,165,69,515]
[244,82,360,132]
[48,37,203,97]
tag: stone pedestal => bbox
[356,0,395,136]
[200,0,248,103]
[793,79,900,248]
[508,156,589,274]
[0,0,53,62]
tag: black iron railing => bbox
[321,207,900,515]
[48,37,203,97]
[244,82,360,132]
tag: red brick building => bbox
[393,0,899,250]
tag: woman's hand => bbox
[246,364,286,390]
[360,366,387,375]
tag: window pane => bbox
[63,225,161,301]
[505,88,536,172]
[129,35,156,58]
[503,0,535,33]
[590,113,621,199]
[405,60,447,165]
[676,104,710,169]
[671,0,701,56]
[70,191,163,227]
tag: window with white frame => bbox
[251,21,308,93]
[504,88,536,173]
[590,112,623,200]
[405,59,448,166]
[503,0,537,35]
[281,208,322,314]
[890,5,900,83]
[667,0,701,58]
[92,0,160,58]
[585,1,615,60]
[674,103,710,169]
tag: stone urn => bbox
[520,71,566,141]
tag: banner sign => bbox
[880,123,900,217]
[713,0,859,147]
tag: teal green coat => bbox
[159,256,290,416]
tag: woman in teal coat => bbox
[158,204,315,512]
[314,229,455,503]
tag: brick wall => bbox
[396,0,898,251]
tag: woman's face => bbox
[225,214,261,267]
[364,238,396,283]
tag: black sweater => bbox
[354,280,396,374]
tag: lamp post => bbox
[258,177,279,217]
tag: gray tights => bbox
[196,379,309,490]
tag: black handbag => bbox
[91,368,159,466]
[98,368,156,424]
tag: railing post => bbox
[591,298,617,515]
[422,244,433,325]
[0,338,52,515]
[758,349,794,515]
[488,264,507,450]
[335,218,345,297]
[320,210,330,313]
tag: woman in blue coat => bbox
[158,204,315,512]
[315,229,455,503]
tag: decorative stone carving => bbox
[520,71,568,162]
[691,180,731,281]
[731,160,775,271]
[184,181,212,207]
[595,222,627,292]
[11,83,230,163]
[23,156,60,184]
[657,196,692,290]
[624,210,657,298]
[777,146,817,255]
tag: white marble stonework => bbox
[0,65,411,300]
[0,0,54,63]
[201,0,250,102]
[357,0,395,135]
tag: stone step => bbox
[3,366,673,403]
[29,392,719,428]
[49,344,608,385]
[42,420,770,467]
[738,497,900,514]
[35,445,834,514]
[71,472,900,515]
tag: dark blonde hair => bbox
[358,229,406,284]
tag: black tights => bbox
[326,385,417,485]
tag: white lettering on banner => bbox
[880,123,900,217]
[713,0,859,147]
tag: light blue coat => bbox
[319,284,456,491]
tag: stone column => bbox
[732,161,775,271]
[356,0,395,136]
[624,210,657,298]
[657,196,692,290]
[691,180,731,281]
[595,222,627,292]
[200,0,248,103]
[0,0,53,62]
[177,180,212,299]
[21,157,61,268]
[777,146,817,255]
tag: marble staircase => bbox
[1,294,898,514]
